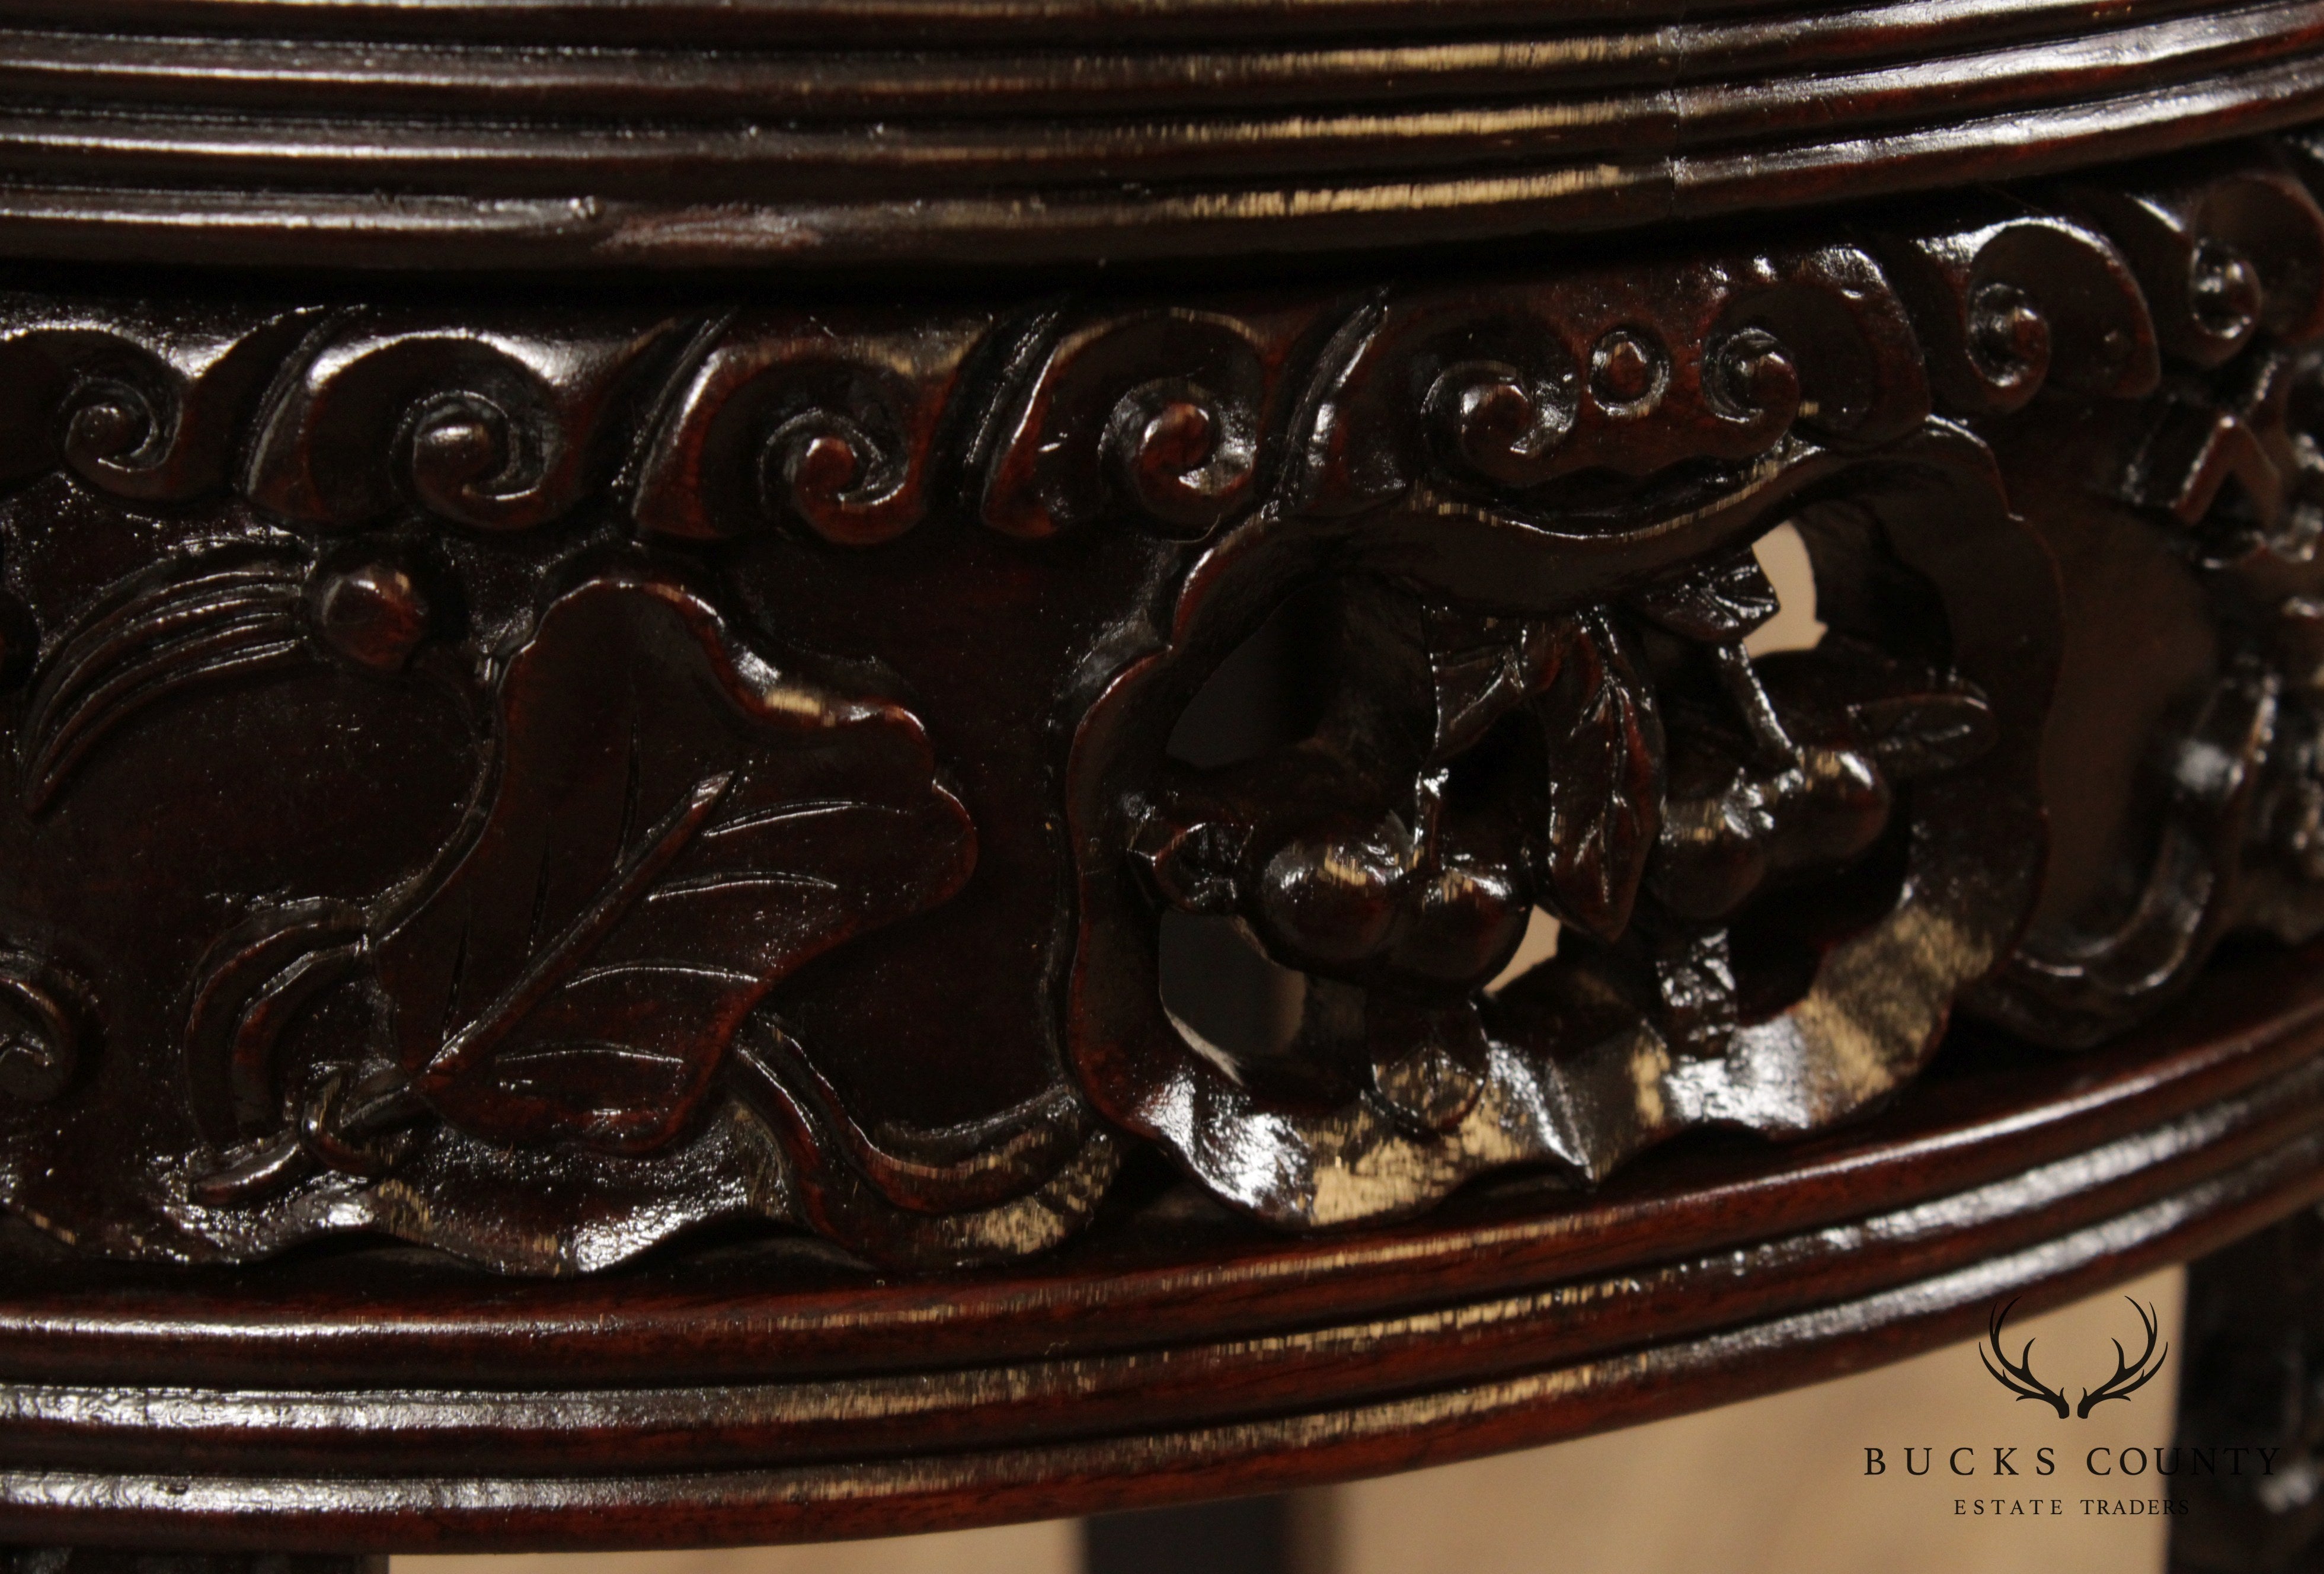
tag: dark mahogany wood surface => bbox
[14,138,2324,1277]
[1,0,2322,268]
[2,8,2324,1560]
[2171,1207,2324,1572]
[0,936,2316,1551]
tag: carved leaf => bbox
[1846,689,1997,778]
[370,564,974,1154]
[1624,546,1780,644]
[1420,604,1561,763]
[1532,610,1664,942]
[20,552,311,811]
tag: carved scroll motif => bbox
[1974,149,2324,1046]
[0,139,2312,1271]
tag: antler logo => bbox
[1978,1297,2169,1419]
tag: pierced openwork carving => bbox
[0,139,2317,1273]
[1062,249,2054,1228]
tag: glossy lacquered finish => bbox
[0,4,2321,1563]
[1,132,2322,1278]
[1,0,2323,268]
[0,939,2312,1550]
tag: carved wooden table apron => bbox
[5,1,2324,1560]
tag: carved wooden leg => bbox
[2171,1208,2324,1573]
[1086,1500,1293,1574]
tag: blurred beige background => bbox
[1316,1266,2184,1574]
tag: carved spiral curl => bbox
[59,375,174,491]
[630,316,982,546]
[0,954,91,1106]
[0,307,320,503]
[1967,281,2054,393]
[1702,328,1801,425]
[1424,358,1577,487]
[2189,238,2267,340]
[1877,215,2154,412]
[1587,328,1668,416]
[762,405,915,547]
[244,317,686,532]
[404,391,548,527]
[983,310,1277,540]
[2066,165,2324,370]
[1101,378,1257,538]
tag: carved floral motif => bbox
[0,140,2313,1272]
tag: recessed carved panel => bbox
[0,139,2316,1274]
